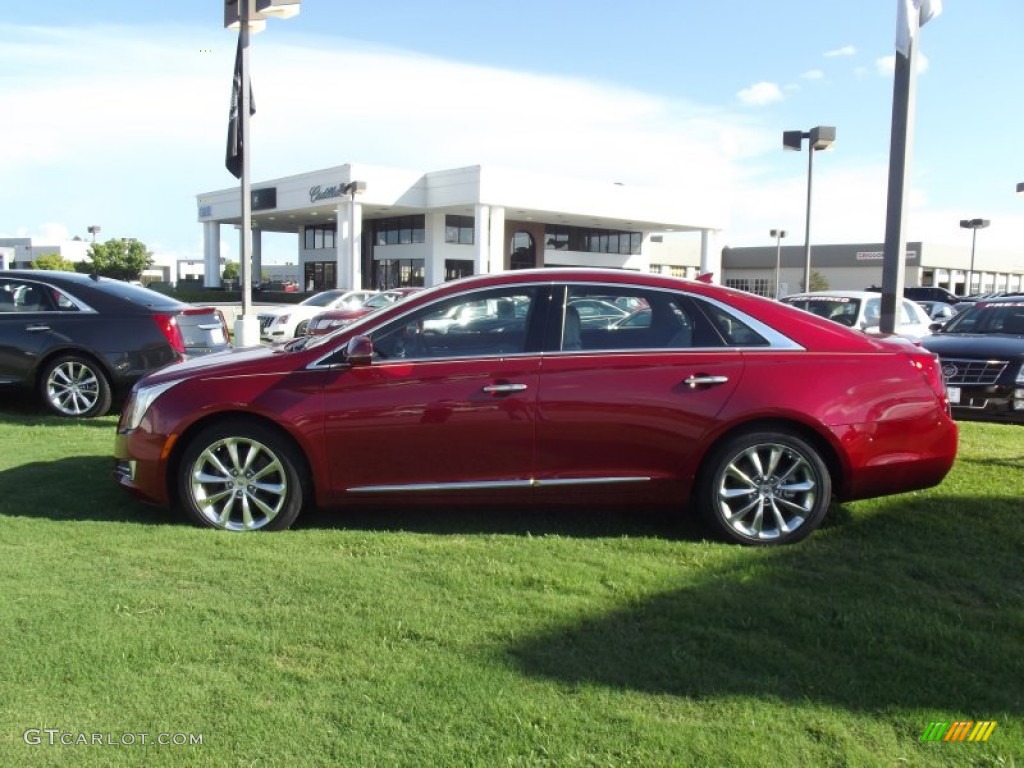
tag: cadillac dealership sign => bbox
[309,183,348,203]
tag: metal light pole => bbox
[783,126,835,292]
[87,225,101,243]
[224,0,301,347]
[770,229,787,298]
[959,218,990,296]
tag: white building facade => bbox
[196,163,724,292]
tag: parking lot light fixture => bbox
[784,126,836,292]
[770,229,787,298]
[1017,182,1024,195]
[959,218,990,296]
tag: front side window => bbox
[371,287,538,361]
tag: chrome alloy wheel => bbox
[188,436,289,531]
[715,442,818,541]
[46,360,101,416]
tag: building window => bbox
[304,226,336,251]
[445,215,475,245]
[303,261,337,292]
[373,259,425,289]
[543,224,641,255]
[725,278,771,297]
[510,231,535,270]
[373,215,426,246]
[445,260,474,281]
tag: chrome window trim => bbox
[306,279,804,370]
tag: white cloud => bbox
[736,81,784,107]
[801,69,825,80]
[824,45,857,57]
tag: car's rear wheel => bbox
[178,421,309,531]
[39,354,113,418]
[696,430,831,545]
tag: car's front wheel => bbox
[294,320,309,337]
[39,354,113,418]
[177,421,309,531]
[696,429,832,545]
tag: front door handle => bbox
[683,374,729,389]
[25,325,51,333]
[482,383,528,394]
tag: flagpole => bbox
[879,10,919,334]
[234,2,259,347]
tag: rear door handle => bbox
[482,383,528,394]
[25,325,51,333]
[683,375,729,388]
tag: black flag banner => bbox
[225,35,255,179]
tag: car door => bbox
[0,278,58,385]
[319,285,548,494]
[534,284,746,491]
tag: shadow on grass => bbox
[0,397,123,428]
[507,494,1024,714]
[296,501,716,541]
[0,456,181,526]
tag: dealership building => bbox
[195,162,1024,297]
[196,162,724,292]
[721,241,1024,298]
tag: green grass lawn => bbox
[0,402,1020,767]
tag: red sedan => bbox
[113,269,957,545]
[305,287,421,335]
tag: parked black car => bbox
[921,296,1024,423]
[0,271,230,417]
[904,286,962,304]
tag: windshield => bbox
[782,296,862,328]
[942,301,1024,334]
[300,290,346,308]
[363,292,397,309]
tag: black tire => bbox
[696,429,831,546]
[294,320,309,337]
[39,354,113,418]
[177,420,309,531]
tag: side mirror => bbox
[929,322,943,333]
[345,335,374,365]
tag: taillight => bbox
[908,351,949,412]
[153,313,186,358]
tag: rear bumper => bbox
[833,410,959,501]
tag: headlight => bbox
[123,379,181,430]
[1016,363,1024,385]
[275,314,290,324]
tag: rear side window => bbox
[692,299,771,347]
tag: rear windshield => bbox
[782,297,862,327]
[92,280,188,310]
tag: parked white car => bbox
[780,290,934,339]
[258,289,377,342]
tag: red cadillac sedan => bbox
[113,269,958,545]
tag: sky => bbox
[2,1,1022,268]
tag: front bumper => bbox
[947,384,1024,423]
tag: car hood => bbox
[139,343,309,385]
[921,333,1024,359]
[257,305,321,319]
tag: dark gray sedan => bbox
[0,270,230,417]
